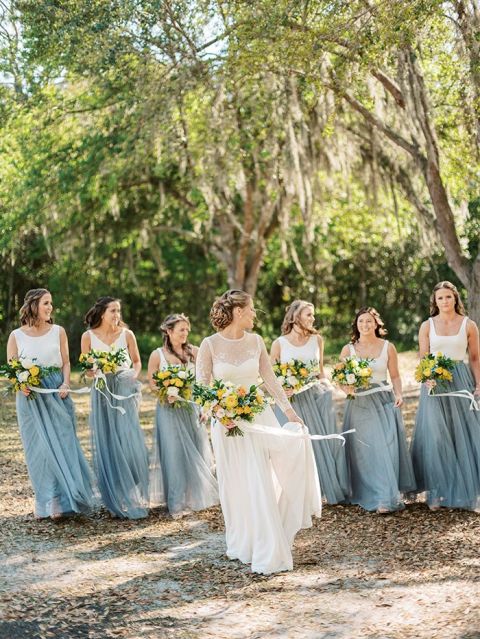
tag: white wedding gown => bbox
[196,332,321,574]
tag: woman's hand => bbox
[394,394,403,408]
[341,384,355,397]
[284,407,304,425]
[425,379,436,391]
[284,387,294,398]
[86,370,95,379]
[59,383,70,399]
[21,387,31,397]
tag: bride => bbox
[196,290,321,574]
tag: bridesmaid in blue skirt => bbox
[148,314,218,516]
[7,288,96,520]
[270,300,349,504]
[411,281,480,511]
[339,307,416,513]
[81,296,149,519]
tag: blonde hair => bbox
[19,289,52,326]
[210,290,251,330]
[281,300,317,336]
[430,281,465,316]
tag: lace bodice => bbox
[349,341,389,384]
[196,332,291,412]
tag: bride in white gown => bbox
[196,290,321,574]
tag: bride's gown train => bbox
[196,332,321,574]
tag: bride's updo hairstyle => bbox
[281,300,317,336]
[84,296,127,329]
[210,290,252,330]
[20,288,52,326]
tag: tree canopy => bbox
[1,0,478,358]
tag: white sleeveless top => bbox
[349,340,389,384]
[157,347,194,372]
[89,329,132,369]
[278,335,319,364]
[429,316,468,361]
[13,324,62,367]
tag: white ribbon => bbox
[27,386,90,395]
[219,419,355,446]
[93,371,141,415]
[291,380,338,397]
[428,387,480,411]
[354,382,393,397]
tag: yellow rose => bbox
[175,379,184,387]
[217,388,226,398]
[243,406,252,414]
[423,369,431,377]
[299,368,308,378]
[225,395,238,410]
[256,393,264,404]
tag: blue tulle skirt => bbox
[411,362,480,511]
[90,371,149,519]
[16,371,96,518]
[342,383,416,512]
[150,402,219,515]
[274,385,349,504]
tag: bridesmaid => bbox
[7,288,96,520]
[411,281,480,511]
[81,296,149,519]
[270,300,349,504]
[340,307,416,513]
[148,314,218,516]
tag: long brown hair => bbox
[210,290,251,330]
[161,314,194,364]
[281,300,317,336]
[84,296,127,329]
[350,307,388,343]
[429,281,465,317]
[20,289,52,326]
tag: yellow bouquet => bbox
[193,379,269,437]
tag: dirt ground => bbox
[1,354,479,639]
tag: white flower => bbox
[177,370,187,379]
[20,358,34,369]
[215,408,226,419]
[346,373,356,385]
[287,375,298,387]
[277,375,285,385]
[17,371,30,382]
[166,386,180,397]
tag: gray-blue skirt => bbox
[342,384,416,512]
[90,371,149,519]
[150,403,218,514]
[411,362,480,511]
[17,371,96,518]
[275,385,349,504]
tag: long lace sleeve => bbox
[196,337,213,385]
[257,335,292,413]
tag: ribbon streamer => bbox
[428,387,480,411]
[27,386,90,395]
[93,370,141,415]
[218,419,355,446]
[354,382,393,397]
